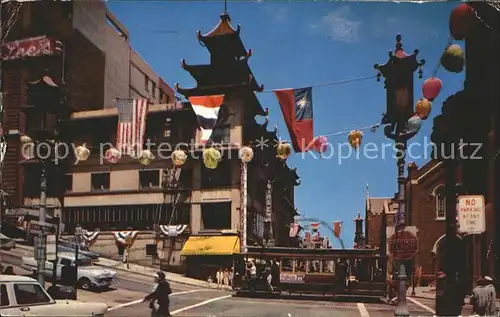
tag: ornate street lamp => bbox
[353,212,366,249]
[374,34,425,317]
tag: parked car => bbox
[0,275,107,316]
[57,240,100,261]
[21,252,116,291]
[0,233,16,250]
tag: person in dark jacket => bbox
[144,271,172,317]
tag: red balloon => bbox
[449,3,475,40]
[422,77,442,101]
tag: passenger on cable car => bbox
[271,260,280,286]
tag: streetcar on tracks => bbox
[232,246,387,299]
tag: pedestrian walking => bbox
[216,269,223,290]
[223,269,229,289]
[228,268,234,288]
[470,276,497,317]
[144,271,172,317]
[415,265,423,288]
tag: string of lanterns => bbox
[416,2,483,134]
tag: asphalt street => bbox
[106,292,442,317]
[1,249,473,317]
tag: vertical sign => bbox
[265,180,272,221]
[458,195,485,234]
[46,235,56,261]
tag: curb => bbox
[94,263,217,290]
[12,244,217,291]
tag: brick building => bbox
[1,0,174,216]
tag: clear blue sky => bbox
[108,1,465,247]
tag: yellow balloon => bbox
[203,148,221,169]
[74,144,91,162]
[415,98,432,120]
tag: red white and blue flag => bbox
[188,95,225,144]
[116,98,149,156]
[273,87,314,152]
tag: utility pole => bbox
[36,158,48,286]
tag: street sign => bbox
[458,195,485,234]
[388,229,419,260]
[46,235,56,261]
[29,221,56,235]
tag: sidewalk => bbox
[14,244,218,290]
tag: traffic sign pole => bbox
[36,160,48,287]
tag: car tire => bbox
[78,278,92,290]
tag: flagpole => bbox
[241,162,248,253]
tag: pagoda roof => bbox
[180,56,261,91]
[285,164,301,186]
[197,13,247,58]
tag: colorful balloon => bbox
[238,146,254,164]
[138,149,155,166]
[415,98,432,120]
[21,142,35,160]
[440,44,464,73]
[449,3,475,41]
[348,130,363,150]
[276,142,291,160]
[203,147,221,169]
[422,77,442,101]
[407,115,423,134]
[313,136,328,153]
[105,147,121,164]
[171,150,187,167]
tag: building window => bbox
[201,202,231,230]
[91,173,110,191]
[64,174,73,192]
[144,75,149,92]
[434,185,445,220]
[201,158,231,188]
[211,125,230,144]
[160,91,164,103]
[139,170,160,189]
[152,82,156,98]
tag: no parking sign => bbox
[457,195,485,234]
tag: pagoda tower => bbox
[176,10,300,251]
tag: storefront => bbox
[181,234,240,280]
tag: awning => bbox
[180,235,240,256]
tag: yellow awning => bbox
[180,235,240,256]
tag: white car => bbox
[21,252,116,290]
[0,275,107,316]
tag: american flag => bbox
[116,98,149,156]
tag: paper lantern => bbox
[74,144,90,162]
[138,149,155,166]
[105,147,121,164]
[203,147,221,169]
[276,142,291,160]
[238,146,254,163]
[171,150,187,167]
[449,3,475,41]
[20,135,32,144]
[440,44,464,73]
[21,142,35,160]
[422,77,442,101]
[313,136,328,153]
[415,98,432,120]
[407,115,423,134]
[348,130,363,150]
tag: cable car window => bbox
[296,260,306,273]
[322,260,335,273]
[308,260,321,273]
[281,258,293,272]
